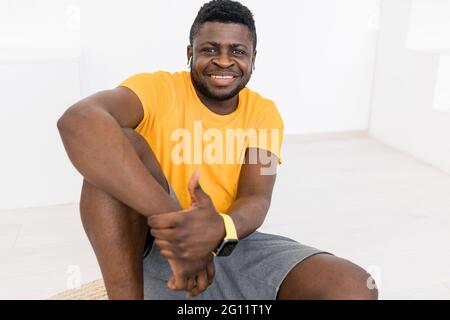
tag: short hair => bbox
[189,0,257,50]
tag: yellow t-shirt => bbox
[119,71,284,213]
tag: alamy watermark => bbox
[170,121,281,175]
[66,265,81,290]
[66,4,81,31]
[366,264,381,293]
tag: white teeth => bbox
[211,75,234,79]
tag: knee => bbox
[325,262,379,300]
[337,274,378,300]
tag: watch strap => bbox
[219,213,238,240]
[211,214,238,257]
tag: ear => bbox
[187,45,193,64]
[252,50,257,70]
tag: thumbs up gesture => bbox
[148,170,225,261]
[188,170,209,207]
[147,171,225,297]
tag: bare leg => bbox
[276,253,378,300]
[79,128,177,299]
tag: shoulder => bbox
[119,71,190,103]
[120,70,187,87]
[243,87,283,123]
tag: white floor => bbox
[1,132,450,299]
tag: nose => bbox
[213,53,234,68]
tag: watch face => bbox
[218,239,238,256]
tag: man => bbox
[57,0,378,300]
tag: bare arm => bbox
[227,148,278,239]
[57,87,179,216]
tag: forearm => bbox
[57,106,179,216]
[226,194,270,240]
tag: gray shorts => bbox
[143,184,331,300]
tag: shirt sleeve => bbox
[247,102,284,165]
[118,71,172,132]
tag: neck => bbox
[195,90,239,116]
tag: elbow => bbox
[261,195,271,213]
[56,114,68,133]
[57,104,85,137]
[256,195,271,227]
[57,112,76,138]
[56,105,83,140]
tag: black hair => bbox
[189,0,257,50]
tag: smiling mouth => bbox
[210,75,235,79]
[207,74,239,86]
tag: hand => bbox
[147,170,224,297]
[148,170,225,261]
[167,253,215,297]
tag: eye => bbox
[203,48,217,54]
[232,49,246,56]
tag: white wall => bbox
[369,0,450,174]
[253,0,380,134]
[406,0,450,52]
[75,0,380,134]
[0,60,82,210]
[1,0,378,135]
[0,0,379,209]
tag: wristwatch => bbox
[212,213,239,257]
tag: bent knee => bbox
[325,260,379,300]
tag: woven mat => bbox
[48,279,108,300]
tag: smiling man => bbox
[57,0,378,300]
